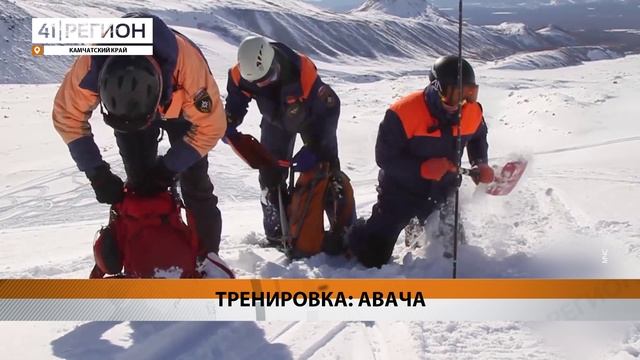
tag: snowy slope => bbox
[2,1,640,358]
[493,46,621,69]
[4,320,640,359]
[2,0,604,84]
[354,0,431,17]
[0,1,72,84]
[4,49,639,278]
[1,14,640,357]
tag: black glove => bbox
[291,147,318,173]
[226,110,243,129]
[86,163,124,205]
[259,165,286,189]
[328,168,345,201]
[135,157,177,197]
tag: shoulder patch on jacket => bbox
[193,88,212,113]
[318,85,337,108]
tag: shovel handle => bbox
[459,167,478,176]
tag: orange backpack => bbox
[286,164,356,258]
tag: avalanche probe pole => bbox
[452,0,464,279]
[279,136,297,254]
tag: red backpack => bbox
[90,190,201,279]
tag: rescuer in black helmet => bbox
[429,55,478,108]
[98,56,163,133]
[347,55,493,268]
[53,14,233,278]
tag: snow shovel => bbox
[224,129,288,169]
[460,159,528,196]
[226,130,294,252]
[404,159,528,248]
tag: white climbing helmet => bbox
[237,36,275,82]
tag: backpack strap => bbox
[287,164,330,258]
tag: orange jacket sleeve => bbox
[52,56,99,143]
[162,35,227,173]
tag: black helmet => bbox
[98,56,162,132]
[429,55,476,90]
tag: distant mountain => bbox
[493,46,620,70]
[305,0,637,12]
[536,25,575,46]
[303,0,363,12]
[0,0,617,83]
[446,0,630,8]
[354,0,430,18]
[484,22,576,50]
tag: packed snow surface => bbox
[1,2,640,359]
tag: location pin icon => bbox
[32,45,42,56]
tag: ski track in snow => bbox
[296,322,349,360]
[266,321,300,343]
[26,319,640,360]
[530,135,640,158]
[0,255,95,279]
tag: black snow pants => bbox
[348,175,456,268]
[114,119,222,254]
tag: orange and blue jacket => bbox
[376,85,489,195]
[225,42,340,161]
[52,14,226,174]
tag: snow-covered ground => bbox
[2,3,640,359]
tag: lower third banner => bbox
[1,279,639,321]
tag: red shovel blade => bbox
[226,133,278,169]
[486,160,528,196]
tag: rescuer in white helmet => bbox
[225,36,346,247]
